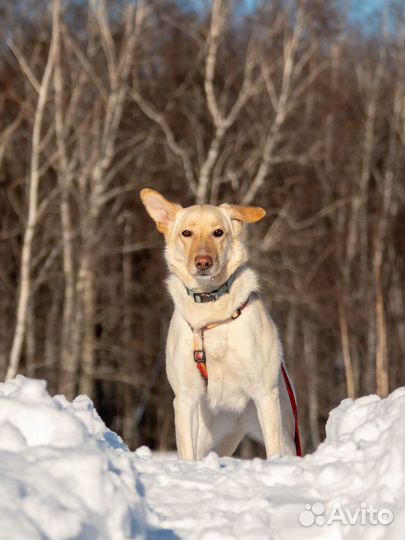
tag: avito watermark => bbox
[298,502,394,527]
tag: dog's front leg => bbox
[254,386,284,458]
[173,396,198,460]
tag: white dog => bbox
[140,188,301,460]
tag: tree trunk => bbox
[338,295,356,399]
[78,250,96,397]
[6,3,59,380]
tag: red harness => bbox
[190,297,302,457]
[192,298,250,380]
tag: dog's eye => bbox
[213,229,224,237]
[181,230,192,237]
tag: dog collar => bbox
[185,271,238,303]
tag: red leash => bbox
[280,363,302,457]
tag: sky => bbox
[240,0,390,21]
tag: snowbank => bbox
[0,376,146,540]
[0,376,403,540]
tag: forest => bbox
[0,0,403,455]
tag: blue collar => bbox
[185,271,238,303]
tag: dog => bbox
[140,188,301,460]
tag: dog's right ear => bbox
[140,188,182,234]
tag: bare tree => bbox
[6,0,60,381]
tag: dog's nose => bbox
[195,255,213,270]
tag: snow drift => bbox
[0,375,403,540]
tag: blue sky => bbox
[240,0,390,22]
[349,0,390,23]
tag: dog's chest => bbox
[204,328,228,359]
[203,327,249,412]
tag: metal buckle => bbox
[194,350,206,363]
[231,308,242,319]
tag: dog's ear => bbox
[140,188,182,234]
[220,203,266,224]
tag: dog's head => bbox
[140,188,265,288]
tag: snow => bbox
[0,375,403,540]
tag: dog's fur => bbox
[140,188,296,459]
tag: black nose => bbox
[195,255,213,270]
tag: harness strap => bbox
[191,298,250,385]
[193,333,208,380]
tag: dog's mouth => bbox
[196,270,211,277]
[194,265,221,278]
[192,268,225,286]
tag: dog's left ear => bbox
[220,203,266,224]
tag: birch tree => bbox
[6,0,60,381]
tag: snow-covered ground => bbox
[0,376,403,540]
